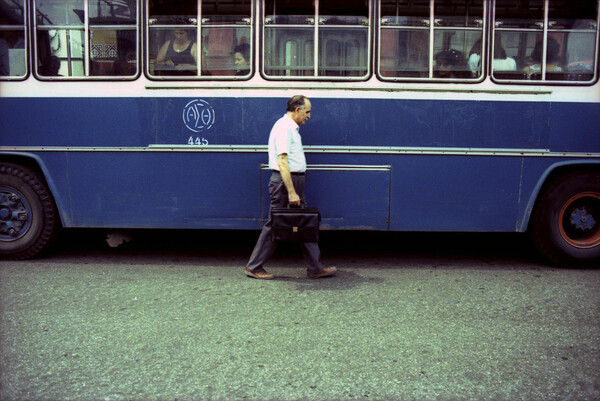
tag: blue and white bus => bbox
[1,0,599,267]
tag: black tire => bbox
[532,172,600,268]
[0,163,59,259]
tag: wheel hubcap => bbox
[559,192,600,249]
[0,187,32,241]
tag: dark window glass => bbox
[494,0,545,29]
[148,0,197,24]
[89,0,136,24]
[0,0,26,78]
[380,0,430,27]
[434,0,484,27]
[264,0,314,24]
[202,0,251,24]
[548,0,598,27]
[321,0,369,25]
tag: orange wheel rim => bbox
[558,192,600,249]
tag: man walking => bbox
[244,95,337,280]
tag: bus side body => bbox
[1,0,599,266]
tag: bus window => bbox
[493,0,598,83]
[379,0,484,81]
[0,0,27,79]
[35,0,138,78]
[263,0,369,79]
[89,0,137,76]
[147,0,252,79]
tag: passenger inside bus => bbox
[523,37,563,77]
[155,29,198,75]
[434,49,469,78]
[234,42,250,76]
[468,40,516,76]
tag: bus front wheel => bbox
[532,172,600,268]
[0,163,58,259]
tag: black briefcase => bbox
[271,207,320,243]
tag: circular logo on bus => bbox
[183,99,215,133]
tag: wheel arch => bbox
[520,160,600,232]
[0,152,71,228]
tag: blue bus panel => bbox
[2,97,599,152]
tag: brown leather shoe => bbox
[244,266,275,280]
[308,266,337,279]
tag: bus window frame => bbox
[33,0,140,81]
[144,0,254,81]
[377,0,487,83]
[0,0,28,81]
[491,0,600,86]
[261,0,372,81]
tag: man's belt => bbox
[273,170,306,176]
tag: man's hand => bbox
[288,192,301,207]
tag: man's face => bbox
[293,99,311,126]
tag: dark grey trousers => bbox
[247,172,323,273]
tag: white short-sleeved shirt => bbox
[268,114,307,173]
[468,53,517,73]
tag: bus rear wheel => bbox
[0,163,58,259]
[532,172,600,268]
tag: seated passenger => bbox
[155,29,197,73]
[234,43,250,76]
[523,37,562,76]
[468,40,516,75]
[434,49,468,78]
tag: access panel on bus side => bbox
[260,167,391,230]
[388,154,524,232]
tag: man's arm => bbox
[278,154,301,206]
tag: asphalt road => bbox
[1,230,599,401]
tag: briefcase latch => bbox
[293,226,298,232]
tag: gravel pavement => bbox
[1,230,599,401]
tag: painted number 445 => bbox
[188,137,209,146]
